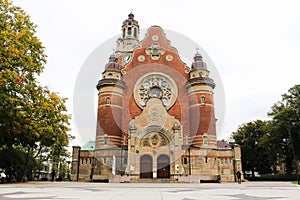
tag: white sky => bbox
[13,0,300,147]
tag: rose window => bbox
[134,72,178,110]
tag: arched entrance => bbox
[140,154,153,178]
[157,154,170,178]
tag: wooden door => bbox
[140,155,153,178]
[157,154,170,178]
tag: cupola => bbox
[102,54,121,80]
[189,51,210,79]
[122,12,139,39]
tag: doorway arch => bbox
[157,154,170,178]
[140,154,153,178]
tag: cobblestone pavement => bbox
[0,181,299,200]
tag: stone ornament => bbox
[133,72,178,110]
[145,43,165,60]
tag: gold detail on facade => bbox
[145,43,165,60]
[138,55,145,62]
[151,35,159,41]
[165,54,173,61]
[141,132,169,148]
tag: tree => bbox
[231,84,300,178]
[268,84,300,174]
[0,0,72,181]
[232,120,276,177]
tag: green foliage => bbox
[268,84,300,174]
[0,0,72,181]
[0,146,36,181]
[232,84,300,177]
[246,173,297,182]
[232,120,275,176]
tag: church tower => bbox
[71,13,242,183]
[95,54,126,148]
[186,52,217,148]
[115,12,140,66]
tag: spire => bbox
[105,54,120,72]
[191,49,207,71]
[128,11,134,19]
[122,12,139,39]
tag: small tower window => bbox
[108,73,113,78]
[127,27,132,35]
[104,135,108,145]
[123,28,125,38]
[106,97,111,105]
[134,28,137,38]
[201,96,206,105]
[183,157,188,165]
[203,135,208,145]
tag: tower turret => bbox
[102,54,121,80]
[115,12,140,65]
[186,52,216,148]
[190,52,209,78]
[122,12,139,40]
[96,55,126,149]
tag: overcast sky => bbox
[13,0,300,147]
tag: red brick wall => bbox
[189,92,216,146]
[121,49,190,135]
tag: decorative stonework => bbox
[165,54,173,61]
[138,55,145,62]
[151,35,159,41]
[145,43,165,60]
[133,72,178,110]
[141,132,169,148]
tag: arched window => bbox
[203,135,208,145]
[123,28,125,38]
[127,27,132,35]
[106,97,111,105]
[134,28,137,38]
[201,96,205,105]
[104,135,108,145]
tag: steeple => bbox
[115,12,141,65]
[122,12,139,39]
[189,50,210,79]
[191,52,207,71]
[104,54,120,72]
[102,53,121,80]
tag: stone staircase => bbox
[130,178,178,183]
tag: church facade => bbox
[71,13,242,183]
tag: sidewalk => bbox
[0,181,299,200]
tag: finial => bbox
[130,9,133,14]
[112,48,115,55]
[196,47,199,54]
[128,10,134,19]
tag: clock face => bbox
[123,55,131,64]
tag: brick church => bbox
[71,13,242,183]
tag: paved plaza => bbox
[0,181,299,200]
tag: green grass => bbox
[291,181,300,185]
